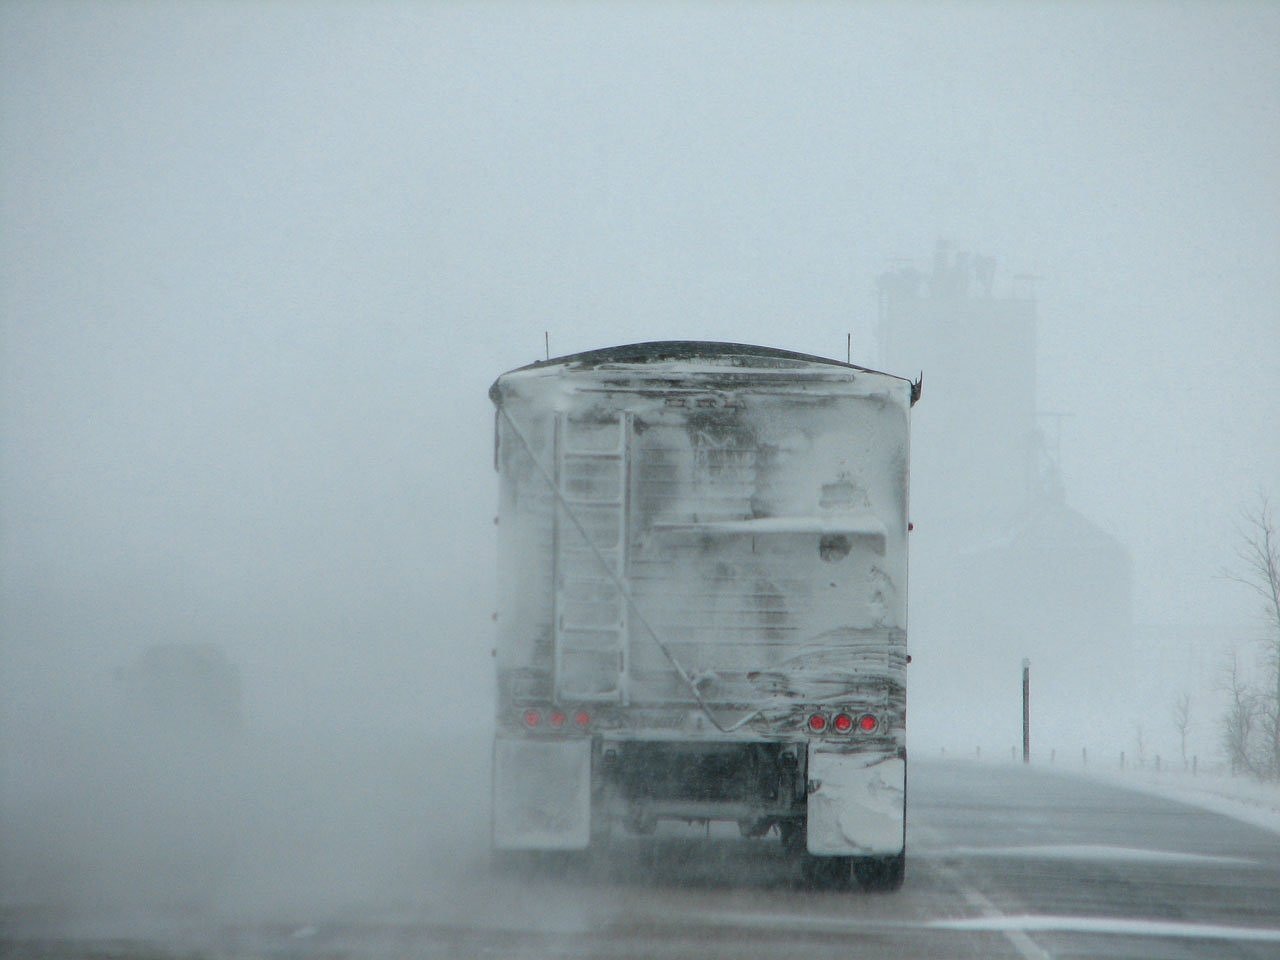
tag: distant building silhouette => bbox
[878,242,1132,752]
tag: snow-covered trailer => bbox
[489,342,917,888]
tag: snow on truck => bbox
[489,341,918,889]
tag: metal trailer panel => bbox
[492,347,911,734]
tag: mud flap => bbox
[805,749,905,856]
[492,737,592,850]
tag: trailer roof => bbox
[494,340,918,402]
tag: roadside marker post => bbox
[1022,658,1030,765]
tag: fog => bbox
[2,0,1278,936]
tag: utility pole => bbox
[1022,658,1031,764]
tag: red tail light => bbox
[549,710,567,729]
[808,713,828,733]
[574,710,591,729]
[833,712,854,733]
[859,713,878,732]
[523,709,542,729]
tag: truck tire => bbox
[779,818,806,856]
[800,854,852,889]
[783,817,852,890]
[853,851,906,891]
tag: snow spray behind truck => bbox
[489,342,918,888]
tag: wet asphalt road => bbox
[5,759,1280,959]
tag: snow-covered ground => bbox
[1082,761,1280,838]
[936,747,1280,839]
[920,737,1280,840]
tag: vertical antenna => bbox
[545,331,550,361]
[846,332,851,364]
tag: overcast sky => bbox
[3,1,1278,733]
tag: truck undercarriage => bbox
[494,731,905,889]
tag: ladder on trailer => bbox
[553,413,631,703]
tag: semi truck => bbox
[489,341,917,889]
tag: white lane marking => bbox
[926,844,1256,866]
[685,875,1053,958]
[943,867,1053,960]
[913,819,1053,960]
[931,915,1280,943]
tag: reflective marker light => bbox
[574,710,591,729]
[808,713,828,733]
[859,713,878,732]
[833,712,854,733]
[523,709,542,728]
[549,710,567,728]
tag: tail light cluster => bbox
[522,707,591,732]
[808,711,880,735]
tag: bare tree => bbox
[1171,690,1192,769]
[1224,496,1280,780]
[1220,646,1261,777]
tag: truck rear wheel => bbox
[782,817,851,890]
[800,854,852,889]
[853,851,905,891]
[779,818,806,856]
